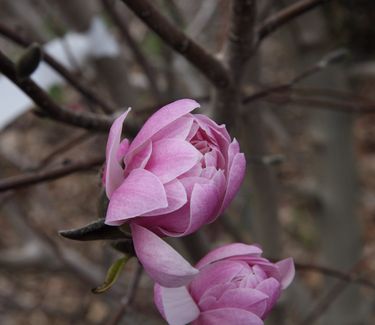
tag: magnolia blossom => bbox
[104,99,246,286]
[149,233,295,325]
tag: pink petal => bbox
[125,140,152,173]
[194,114,231,142]
[276,257,295,289]
[220,152,246,213]
[190,260,251,302]
[203,288,268,318]
[117,139,130,162]
[145,138,202,183]
[136,204,190,236]
[256,278,281,317]
[156,285,200,325]
[142,179,187,216]
[227,138,240,171]
[152,116,195,142]
[127,99,200,156]
[105,169,167,225]
[182,180,220,235]
[105,108,131,198]
[196,243,263,269]
[131,224,199,287]
[193,308,263,325]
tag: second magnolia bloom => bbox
[154,243,295,325]
[104,98,246,237]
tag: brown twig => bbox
[265,94,375,114]
[0,50,116,132]
[243,48,348,104]
[257,0,330,43]
[299,255,373,325]
[101,0,162,103]
[0,156,104,192]
[295,262,375,290]
[106,262,143,325]
[31,131,93,170]
[120,0,230,89]
[0,22,115,113]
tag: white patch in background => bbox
[0,17,120,130]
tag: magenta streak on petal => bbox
[127,99,200,157]
[105,108,131,198]
[105,169,167,225]
[131,224,199,288]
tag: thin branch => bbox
[106,262,143,325]
[101,0,162,103]
[120,0,230,89]
[34,131,93,169]
[257,0,330,43]
[243,48,348,104]
[0,156,104,192]
[299,253,373,325]
[265,93,375,114]
[0,50,116,132]
[0,22,115,113]
[295,262,375,290]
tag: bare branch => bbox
[0,50,117,131]
[0,22,115,113]
[0,156,104,192]
[257,0,330,43]
[101,0,162,103]
[227,0,257,81]
[120,0,230,89]
[214,0,257,127]
[243,49,348,104]
[295,262,375,290]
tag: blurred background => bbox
[0,0,374,324]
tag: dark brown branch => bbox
[295,262,375,290]
[0,50,116,132]
[0,22,115,113]
[101,0,162,103]
[227,0,257,81]
[0,156,104,192]
[120,0,230,89]
[257,0,330,42]
[214,0,257,127]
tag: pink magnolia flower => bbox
[104,99,246,286]
[144,228,295,325]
